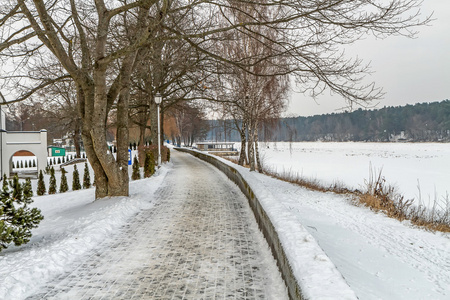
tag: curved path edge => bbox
[175,148,358,300]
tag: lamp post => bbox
[154,93,162,166]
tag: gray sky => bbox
[287,0,450,117]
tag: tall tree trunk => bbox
[255,120,263,173]
[138,122,146,167]
[150,100,157,145]
[238,119,248,166]
[73,120,81,158]
[248,118,256,172]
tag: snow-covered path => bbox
[245,170,450,299]
[27,151,288,299]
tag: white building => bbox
[0,108,47,178]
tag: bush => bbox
[24,178,33,198]
[37,170,46,196]
[48,167,57,194]
[144,151,155,178]
[72,165,81,191]
[59,167,68,193]
[0,174,43,252]
[143,145,170,164]
[83,162,91,189]
[132,156,141,180]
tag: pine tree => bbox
[132,156,140,180]
[83,162,91,189]
[144,151,155,178]
[59,167,68,193]
[48,167,57,194]
[20,161,23,168]
[23,178,33,198]
[32,160,36,168]
[72,165,81,191]
[11,161,15,169]
[37,170,46,196]
[0,174,43,252]
[57,157,61,164]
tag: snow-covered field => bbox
[256,142,450,210]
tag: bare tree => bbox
[0,0,431,198]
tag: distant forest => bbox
[206,100,450,142]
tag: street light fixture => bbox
[154,93,162,166]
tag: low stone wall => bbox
[175,148,303,300]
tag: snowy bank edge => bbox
[176,148,357,300]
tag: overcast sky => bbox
[287,0,450,117]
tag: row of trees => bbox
[0,0,430,197]
[273,100,450,142]
[38,163,91,196]
[207,100,450,143]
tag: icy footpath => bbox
[0,165,170,299]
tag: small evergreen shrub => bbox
[72,165,81,191]
[59,167,68,193]
[32,160,36,168]
[20,161,24,168]
[57,157,61,164]
[132,156,140,180]
[0,174,43,252]
[36,170,46,196]
[48,167,57,194]
[24,178,33,198]
[24,161,28,168]
[83,162,91,189]
[144,151,155,178]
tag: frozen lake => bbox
[255,142,450,210]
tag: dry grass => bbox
[359,170,450,232]
[222,155,450,233]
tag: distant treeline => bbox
[206,100,450,142]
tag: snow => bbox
[253,142,450,210]
[199,143,450,299]
[0,161,170,299]
[1,144,449,299]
